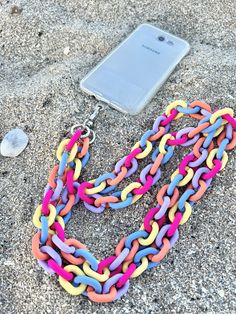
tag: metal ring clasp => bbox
[70,124,96,144]
[70,103,104,144]
[71,124,90,137]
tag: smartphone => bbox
[80,23,190,115]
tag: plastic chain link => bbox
[32,100,236,302]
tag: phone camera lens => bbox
[158,36,165,41]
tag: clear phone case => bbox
[80,24,190,115]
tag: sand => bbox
[0,0,236,313]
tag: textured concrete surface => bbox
[0,0,236,313]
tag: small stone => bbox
[0,128,28,157]
[217,289,225,298]
[63,46,70,55]
[10,5,22,14]
[201,287,208,294]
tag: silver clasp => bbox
[83,103,104,128]
[71,103,104,144]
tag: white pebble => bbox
[201,287,208,294]
[217,289,225,298]
[63,46,70,55]
[0,128,28,157]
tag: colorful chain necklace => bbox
[32,100,236,303]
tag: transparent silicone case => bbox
[80,23,190,115]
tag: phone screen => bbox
[80,24,190,115]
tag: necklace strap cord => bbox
[32,100,236,302]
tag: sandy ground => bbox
[0,0,236,313]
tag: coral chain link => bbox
[32,100,236,302]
